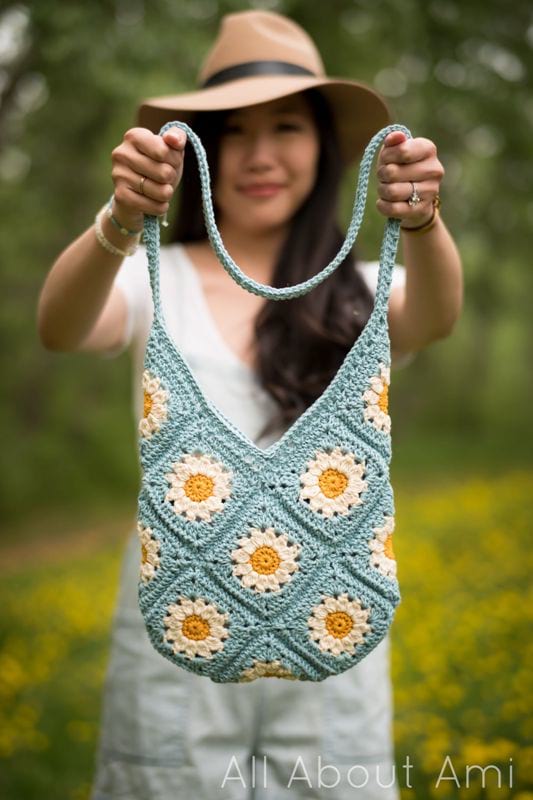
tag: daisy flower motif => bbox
[136,521,161,583]
[164,597,229,659]
[165,453,232,522]
[299,447,367,518]
[363,364,391,433]
[369,515,397,579]
[239,660,298,682]
[139,370,169,438]
[308,594,372,656]
[231,527,301,593]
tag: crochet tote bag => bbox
[136,120,411,683]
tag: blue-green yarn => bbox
[136,121,410,683]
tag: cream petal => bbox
[139,419,153,437]
[204,497,223,513]
[185,641,202,658]
[151,389,167,403]
[300,473,319,487]
[315,452,333,469]
[308,496,326,514]
[321,634,337,650]
[366,387,381,403]
[263,530,279,546]
[237,535,252,548]
[258,574,279,592]
[208,617,227,635]
[252,574,270,591]
[321,496,339,511]
[308,465,323,476]
[231,549,251,564]
[336,455,355,471]
[300,484,321,498]
[172,464,192,480]
[202,636,220,651]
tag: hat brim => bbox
[137,76,391,164]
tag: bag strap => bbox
[142,121,412,309]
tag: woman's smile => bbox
[238,183,286,198]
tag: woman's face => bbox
[214,93,320,236]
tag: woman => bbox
[37,10,462,799]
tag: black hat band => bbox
[201,60,315,89]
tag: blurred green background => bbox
[1,0,532,798]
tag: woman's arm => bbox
[376,131,463,353]
[37,216,134,353]
[37,126,186,353]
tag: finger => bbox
[377,157,444,184]
[113,164,176,204]
[378,180,440,204]
[123,127,185,170]
[114,183,172,217]
[376,197,433,221]
[379,136,437,166]
[383,131,408,147]
[114,146,183,188]
[162,127,187,151]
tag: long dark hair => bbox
[170,88,374,439]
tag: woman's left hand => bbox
[376,131,444,228]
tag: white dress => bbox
[90,243,408,800]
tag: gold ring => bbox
[139,175,146,195]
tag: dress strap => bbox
[142,121,412,311]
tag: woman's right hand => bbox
[110,126,187,230]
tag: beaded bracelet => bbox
[401,195,441,235]
[94,205,141,258]
[106,196,143,236]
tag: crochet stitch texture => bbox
[136,120,411,683]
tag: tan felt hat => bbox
[137,10,391,163]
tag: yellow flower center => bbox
[383,533,395,560]
[325,610,353,639]
[184,473,214,502]
[250,545,281,575]
[141,542,148,564]
[319,468,348,499]
[378,384,389,414]
[182,614,210,641]
[143,390,153,418]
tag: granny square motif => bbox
[136,121,411,683]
